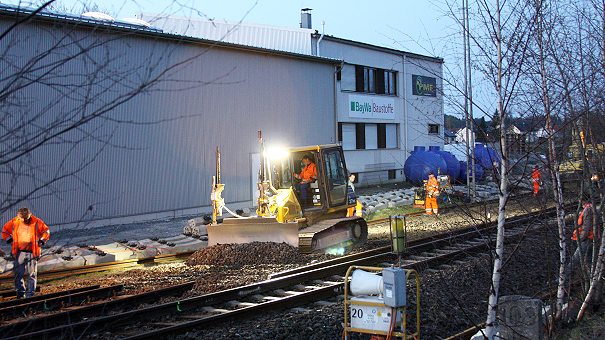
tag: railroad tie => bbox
[225,300,258,308]
[200,306,231,314]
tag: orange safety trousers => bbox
[533,181,539,195]
[425,196,438,215]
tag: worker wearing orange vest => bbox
[294,155,317,205]
[571,201,595,273]
[2,208,50,298]
[531,166,541,196]
[425,172,440,215]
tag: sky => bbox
[3,0,487,117]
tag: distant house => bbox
[526,127,548,143]
[455,127,476,144]
[497,124,526,153]
[444,130,456,144]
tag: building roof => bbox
[317,35,444,63]
[444,130,456,138]
[0,4,341,65]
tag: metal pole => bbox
[465,0,476,200]
[462,1,470,199]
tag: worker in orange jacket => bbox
[570,201,595,274]
[425,172,440,215]
[531,166,541,196]
[2,208,50,298]
[294,154,317,205]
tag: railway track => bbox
[0,251,194,288]
[1,205,563,339]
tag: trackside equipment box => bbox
[382,267,406,307]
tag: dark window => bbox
[338,123,343,142]
[353,65,397,96]
[355,66,365,92]
[355,123,366,149]
[388,170,396,180]
[376,71,385,94]
[336,69,341,81]
[377,123,386,148]
[428,124,440,134]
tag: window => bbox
[352,65,397,95]
[428,124,440,134]
[365,124,378,150]
[377,124,387,149]
[388,170,397,180]
[386,124,397,148]
[355,123,366,149]
[324,149,348,206]
[338,123,357,150]
[340,123,398,150]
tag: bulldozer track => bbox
[3,205,565,339]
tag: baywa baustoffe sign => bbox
[412,75,437,97]
[348,94,396,120]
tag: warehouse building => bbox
[0,5,443,226]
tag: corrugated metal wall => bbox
[0,19,335,225]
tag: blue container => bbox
[474,144,501,170]
[404,146,448,185]
[486,146,501,169]
[459,160,484,182]
[429,146,460,181]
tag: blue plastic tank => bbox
[429,146,460,181]
[474,143,501,170]
[486,146,501,169]
[459,160,484,181]
[404,146,448,185]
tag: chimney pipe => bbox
[300,8,312,29]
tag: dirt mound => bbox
[186,242,305,266]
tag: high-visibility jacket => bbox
[2,215,50,257]
[299,162,317,182]
[532,169,541,182]
[426,177,440,198]
[572,205,594,241]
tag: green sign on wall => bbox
[412,75,437,97]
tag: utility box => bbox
[382,267,406,307]
[349,296,401,333]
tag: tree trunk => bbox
[485,1,507,336]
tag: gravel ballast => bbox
[186,242,306,266]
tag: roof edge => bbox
[317,34,443,63]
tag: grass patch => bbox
[366,206,424,221]
[555,310,605,339]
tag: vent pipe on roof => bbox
[300,8,312,29]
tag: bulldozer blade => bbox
[207,219,299,247]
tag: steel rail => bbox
[0,286,91,307]
[0,284,123,320]
[0,281,196,337]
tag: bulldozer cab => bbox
[269,145,352,212]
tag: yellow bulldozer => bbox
[204,132,367,253]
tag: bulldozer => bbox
[201,132,368,253]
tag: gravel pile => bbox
[186,242,305,266]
